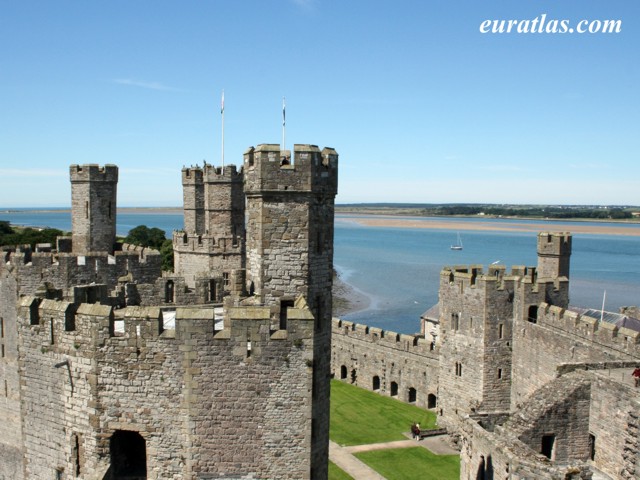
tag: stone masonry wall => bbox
[331,319,439,409]
[17,298,104,479]
[5,248,161,302]
[511,303,640,409]
[0,268,24,480]
[16,297,317,479]
[502,372,592,463]
[459,416,592,480]
[588,371,640,479]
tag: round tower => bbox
[70,164,118,254]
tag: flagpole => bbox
[221,90,225,173]
[282,96,286,156]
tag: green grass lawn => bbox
[355,447,460,480]
[329,380,459,480]
[330,379,437,446]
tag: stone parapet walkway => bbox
[329,434,459,480]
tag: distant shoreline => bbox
[338,214,640,237]
[0,207,183,215]
[3,207,639,237]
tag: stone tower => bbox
[437,265,514,429]
[173,164,245,289]
[537,231,572,279]
[438,235,572,430]
[70,164,118,254]
[243,143,338,479]
[181,166,205,234]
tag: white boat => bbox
[451,232,463,250]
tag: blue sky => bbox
[1,0,638,207]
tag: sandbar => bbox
[338,215,640,237]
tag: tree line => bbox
[421,206,633,219]
[0,221,174,271]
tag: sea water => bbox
[2,209,639,334]
[334,217,640,333]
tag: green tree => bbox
[0,220,12,235]
[160,239,174,272]
[123,225,174,272]
[0,223,65,249]
[124,225,168,250]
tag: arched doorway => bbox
[340,365,347,380]
[390,381,398,397]
[408,387,417,403]
[428,393,437,409]
[110,430,147,479]
[372,376,380,391]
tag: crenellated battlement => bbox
[17,296,316,352]
[182,166,204,185]
[69,164,118,183]
[243,144,338,195]
[182,164,243,185]
[531,303,640,355]
[203,163,243,182]
[171,231,241,254]
[440,262,569,291]
[537,232,572,257]
[440,264,526,291]
[332,318,436,356]
[537,231,572,278]
[2,245,161,300]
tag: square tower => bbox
[70,164,118,255]
[243,143,338,478]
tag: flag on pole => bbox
[282,97,286,127]
[221,91,225,115]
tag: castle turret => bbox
[203,164,244,248]
[70,164,118,254]
[243,143,338,478]
[537,232,571,279]
[173,164,245,290]
[437,265,515,429]
[181,166,205,234]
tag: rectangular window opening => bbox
[541,434,555,459]
[280,299,295,330]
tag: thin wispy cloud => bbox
[112,78,181,92]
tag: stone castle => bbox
[0,144,338,479]
[332,232,640,479]
[2,142,639,480]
